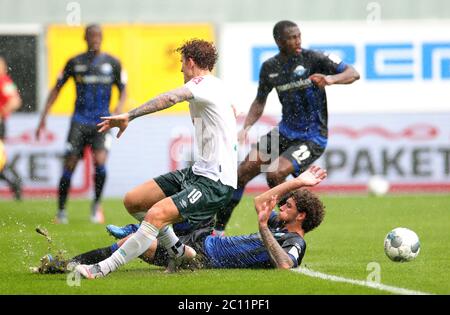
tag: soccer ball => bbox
[384,227,420,262]
[367,175,390,196]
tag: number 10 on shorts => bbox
[188,188,202,204]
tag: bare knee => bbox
[144,206,173,229]
[123,191,140,213]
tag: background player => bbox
[36,24,127,224]
[35,165,326,273]
[214,20,359,235]
[0,56,22,200]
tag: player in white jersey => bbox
[75,39,238,279]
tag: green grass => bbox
[0,194,449,295]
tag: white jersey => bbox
[184,75,237,188]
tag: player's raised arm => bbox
[254,165,327,213]
[257,195,294,269]
[309,64,360,89]
[97,86,193,138]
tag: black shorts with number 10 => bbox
[154,167,234,228]
[256,128,325,177]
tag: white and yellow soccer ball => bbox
[384,227,420,262]
[367,175,390,196]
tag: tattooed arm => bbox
[97,87,193,138]
[128,87,193,121]
[257,196,294,269]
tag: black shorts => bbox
[256,128,325,177]
[154,167,234,228]
[65,121,112,158]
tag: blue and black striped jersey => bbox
[203,211,306,268]
[257,49,347,147]
[56,52,126,125]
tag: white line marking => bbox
[292,267,433,295]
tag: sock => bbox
[215,187,244,231]
[94,165,106,205]
[132,212,147,222]
[98,221,159,275]
[58,169,73,211]
[70,245,115,265]
[157,226,185,258]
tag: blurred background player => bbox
[35,165,326,273]
[214,20,360,235]
[0,56,22,201]
[35,24,127,224]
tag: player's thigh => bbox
[281,140,325,176]
[65,122,88,159]
[126,168,195,215]
[145,196,182,228]
[91,130,112,164]
[124,179,167,213]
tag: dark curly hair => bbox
[176,39,218,71]
[278,189,325,233]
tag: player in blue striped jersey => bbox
[36,24,127,224]
[214,20,359,235]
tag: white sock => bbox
[131,211,146,222]
[98,221,159,274]
[157,226,184,258]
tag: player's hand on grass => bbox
[97,113,130,138]
[296,165,327,187]
[257,195,278,227]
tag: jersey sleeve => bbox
[112,59,126,92]
[281,236,306,268]
[184,76,208,102]
[256,61,273,100]
[56,58,74,89]
[313,50,348,75]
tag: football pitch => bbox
[0,194,449,295]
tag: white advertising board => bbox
[219,21,450,115]
[1,113,449,198]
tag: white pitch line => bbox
[292,267,433,295]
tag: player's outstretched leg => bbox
[157,225,197,273]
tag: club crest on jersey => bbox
[293,65,306,77]
[192,76,204,84]
[101,63,113,74]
